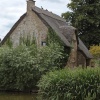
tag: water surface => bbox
[0,92,40,100]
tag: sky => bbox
[0,0,70,40]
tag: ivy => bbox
[46,27,71,68]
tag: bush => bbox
[38,67,100,100]
[0,43,65,91]
[0,45,39,91]
[0,28,69,92]
[90,45,100,59]
[89,45,100,67]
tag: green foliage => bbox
[46,28,70,67]
[0,28,70,91]
[5,38,13,48]
[89,45,100,59]
[62,0,100,48]
[0,41,64,91]
[19,35,36,46]
[0,45,38,91]
[38,67,100,100]
[46,28,64,45]
[89,45,100,67]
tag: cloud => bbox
[0,0,70,40]
[0,0,26,40]
[41,0,63,3]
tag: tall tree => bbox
[62,0,100,48]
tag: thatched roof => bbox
[78,38,93,59]
[1,6,92,59]
[59,25,76,43]
[31,7,71,47]
[33,7,92,59]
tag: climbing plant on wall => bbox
[46,27,71,68]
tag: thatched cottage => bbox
[1,0,92,67]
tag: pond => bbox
[0,92,40,100]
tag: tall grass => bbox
[0,43,65,91]
[38,67,100,100]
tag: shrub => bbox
[0,28,69,91]
[0,45,39,91]
[90,45,100,67]
[0,42,65,91]
[38,67,100,100]
[90,45,100,59]
[46,28,70,67]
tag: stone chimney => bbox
[27,0,35,14]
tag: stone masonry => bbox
[10,0,48,47]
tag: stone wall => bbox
[77,51,86,67]
[10,10,48,47]
[67,29,77,68]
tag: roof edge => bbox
[1,13,26,45]
[32,6,66,22]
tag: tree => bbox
[62,0,100,48]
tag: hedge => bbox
[38,67,100,100]
[0,43,65,91]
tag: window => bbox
[41,41,46,46]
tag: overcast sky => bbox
[0,0,70,40]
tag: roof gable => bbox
[33,7,92,58]
[33,7,66,22]
[1,13,26,45]
[39,14,71,47]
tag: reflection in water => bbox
[0,93,40,100]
